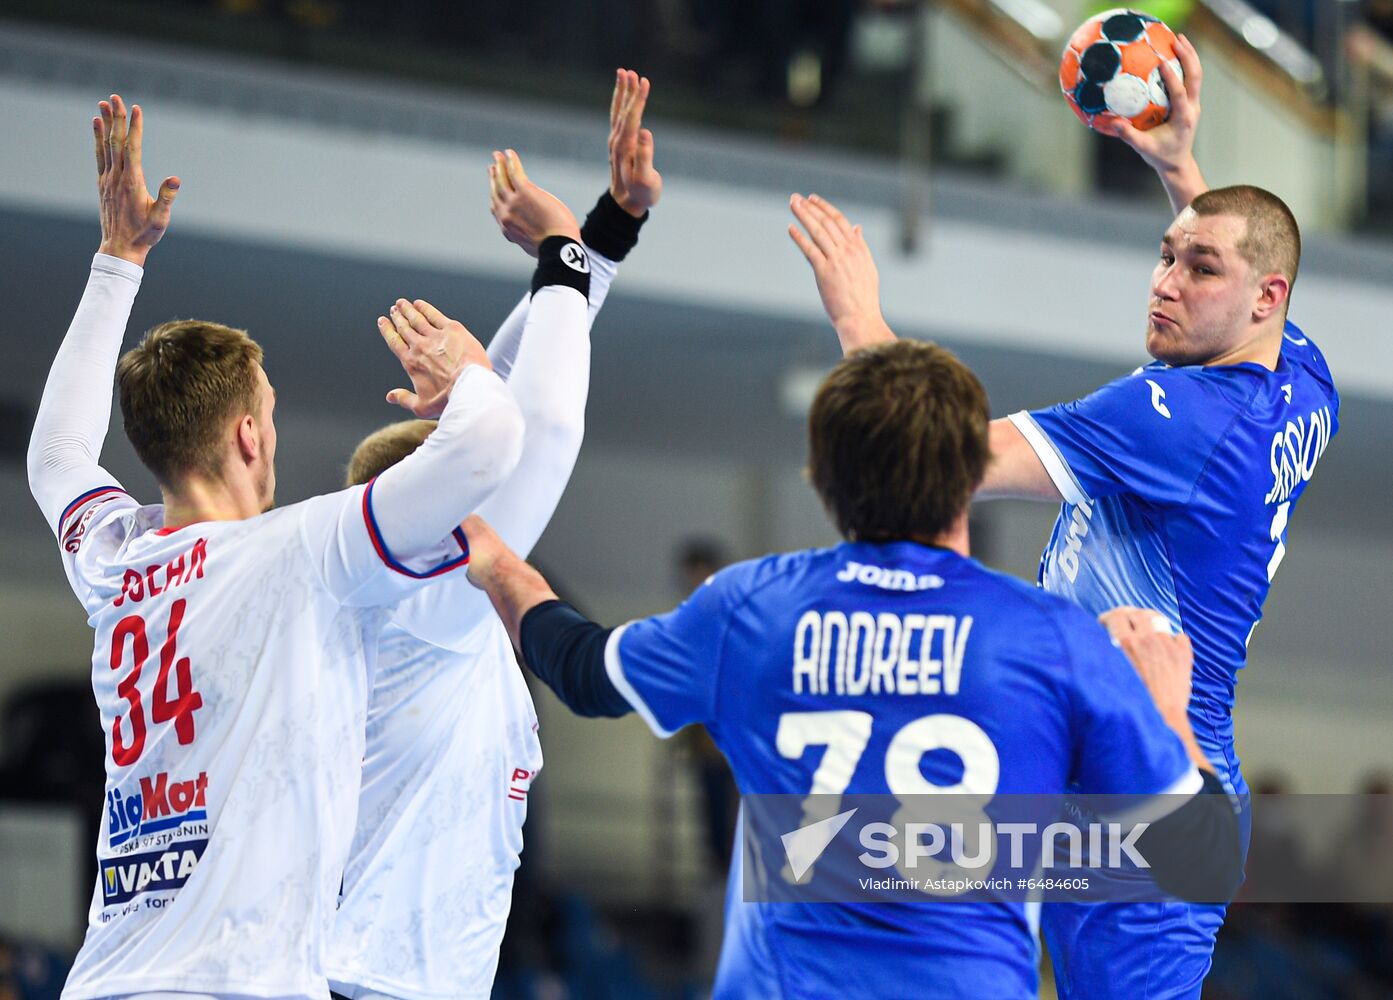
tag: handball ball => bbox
[1060,8,1182,132]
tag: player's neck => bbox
[1203,322,1283,370]
[162,472,265,529]
[913,514,971,559]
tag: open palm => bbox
[94,94,180,265]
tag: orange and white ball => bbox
[1059,8,1182,132]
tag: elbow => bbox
[524,403,585,462]
[25,433,59,505]
[468,393,526,494]
[25,439,44,498]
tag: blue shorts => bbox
[1043,742,1250,1000]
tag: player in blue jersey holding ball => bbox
[447,337,1240,999]
[787,35,1338,1000]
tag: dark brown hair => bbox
[346,419,437,486]
[1190,185,1301,290]
[116,320,264,485]
[808,339,989,542]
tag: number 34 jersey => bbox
[53,485,464,1000]
[605,540,1200,1000]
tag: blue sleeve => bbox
[1012,368,1234,506]
[1062,608,1199,797]
[605,563,755,738]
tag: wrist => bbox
[98,242,148,268]
[583,190,647,261]
[532,235,592,299]
[1158,158,1207,206]
[834,313,893,352]
[612,190,649,219]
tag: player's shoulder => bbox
[244,487,365,536]
[972,570,1120,683]
[59,488,148,557]
[1056,363,1246,439]
[699,547,831,605]
[960,558,1098,631]
[1281,319,1339,405]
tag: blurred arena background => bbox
[1,1,1391,997]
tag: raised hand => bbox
[94,95,180,267]
[608,68,661,218]
[488,149,581,258]
[788,193,894,354]
[1098,34,1207,209]
[378,298,491,418]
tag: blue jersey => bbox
[1009,324,1338,786]
[606,540,1198,1000]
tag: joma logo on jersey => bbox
[108,770,209,848]
[836,561,944,592]
[101,838,207,905]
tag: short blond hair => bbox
[116,320,264,485]
[346,419,437,486]
[1191,185,1301,289]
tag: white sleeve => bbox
[304,364,525,606]
[486,245,618,379]
[392,282,594,650]
[28,254,141,537]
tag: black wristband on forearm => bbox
[532,236,592,299]
[580,191,647,262]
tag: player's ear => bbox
[1252,273,1290,322]
[235,413,260,464]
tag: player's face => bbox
[254,365,277,512]
[1146,210,1259,366]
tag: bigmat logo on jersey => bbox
[102,838,208,905]
[107,770,209,848]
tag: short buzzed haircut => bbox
[346,419,437,486]
[1190,185,1301,290]
[808,340,989,543]
[117,320,264,485]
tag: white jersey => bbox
[57,486,468,1000]
[327,247,613,1000]
[325,617,542,999]
[30,256,528,1000]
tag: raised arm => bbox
[1099,33,1208,214]
[478,71,660,556]
[787,193,896,355]
[472,155,593,560]
[366,300,525,559]
[486,67,657,378]
[28,95,180,533]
